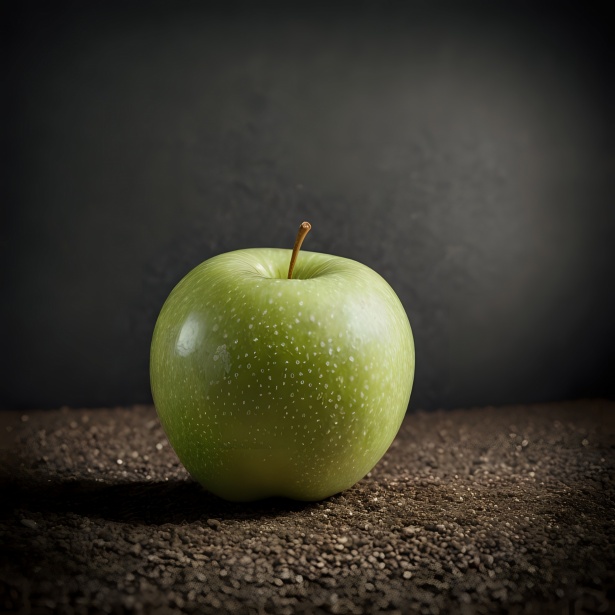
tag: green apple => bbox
[150,224,415,501]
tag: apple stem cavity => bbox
[287,221,312,280]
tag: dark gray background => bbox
[2,2,614,411]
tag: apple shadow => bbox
[1,474,320,525]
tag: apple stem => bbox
[288,221,312,279]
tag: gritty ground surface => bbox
[0,401,614,615]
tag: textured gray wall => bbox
[2,2,614,410]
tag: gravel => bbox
[1,400,614,614]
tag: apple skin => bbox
[150,248,414,502]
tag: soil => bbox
[1,401,614,614]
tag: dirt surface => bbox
[1,401,614,614]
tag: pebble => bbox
[1,401,612,614]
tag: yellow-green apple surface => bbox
[150,223,415,501]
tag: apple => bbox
[150,223,415,501]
